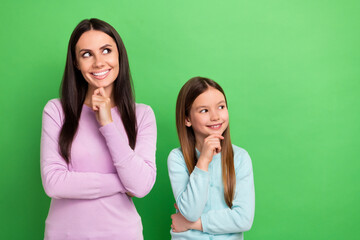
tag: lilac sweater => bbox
[40,99,157,240]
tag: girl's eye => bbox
[219,105,226,110]
[200,109,208,113]
[103,48,111,54]
[82,52,91,58]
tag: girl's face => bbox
[186,87,229,143]
[75,30,119,93]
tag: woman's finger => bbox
[93,88,101,96]
[99,87,107,97]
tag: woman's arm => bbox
[99,105,157,198]
[168,149,210,222]
[41,100,126,199]
[200,150,255,234]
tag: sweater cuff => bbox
[99,122,134,166]
[193,166,210,178]
[201,213,209,233]
[99,122,123,137]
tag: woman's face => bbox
[186,87,229,143]
[75,30,119,92]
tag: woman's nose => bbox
[93,55,105,68]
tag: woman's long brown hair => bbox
[59,18,137,163]
[175,77,235,208]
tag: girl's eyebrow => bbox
[195,100,226,110]
[79,44,113,53]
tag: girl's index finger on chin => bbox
[208,134,224,140]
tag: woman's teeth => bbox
[92,70,109,76]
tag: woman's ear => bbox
[185,117,192,127]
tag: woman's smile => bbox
[91,69,111,80]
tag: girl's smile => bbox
[206,123,223,130]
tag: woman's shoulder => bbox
[43,99,64,118]
[44,98,61,108]
[135,103,156,125]
[135,103,154,116]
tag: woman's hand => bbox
[91,87,113,126]
[196,134,224,171]
[126,192,134,197]
[171,204,202,232]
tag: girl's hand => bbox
[91,87,113,126]
[196,134,224,171]
[171,203,203,232]
[171,212,191,232]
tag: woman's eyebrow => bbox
[79,44,112,53]
[99,44,112,49]
[79,48,91,53]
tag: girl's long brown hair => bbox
[175,77,235,208]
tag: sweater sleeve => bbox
[40,100,126,199]
[99,105,157,198]
[200,150,255,234]
[167,149,210,222]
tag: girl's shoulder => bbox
[167,147,189,172]
[168,147,184,160]
[232,144,253,170]
[167,147,185,163]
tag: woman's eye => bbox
[103,48,111,54]
[82,52,91,58]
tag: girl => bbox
[40,19,157,240]
[168,77,255,239]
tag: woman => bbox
[40,18,157,240]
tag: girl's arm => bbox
[168,149,210,222]
[200,149,255,234]
[41,100,126,199]
[99,104,157,198]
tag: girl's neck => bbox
[195,136,205,152]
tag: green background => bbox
[1,0,359,239]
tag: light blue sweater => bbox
[167,145,255,240]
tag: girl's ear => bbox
[185,117,192,127]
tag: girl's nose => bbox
[210,111,220,121]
